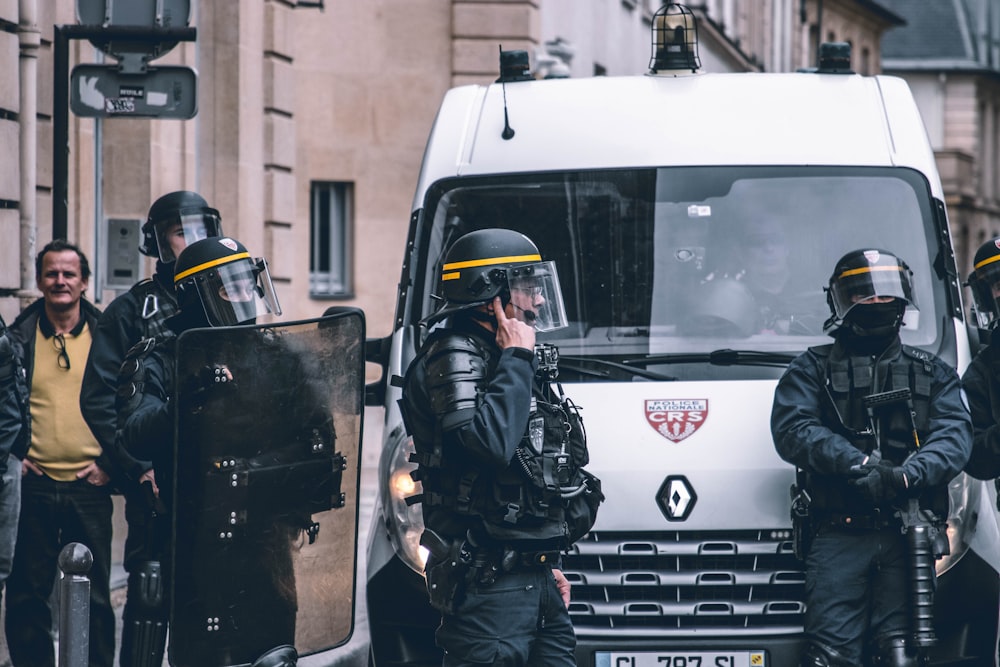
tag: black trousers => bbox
[5,474,115,667]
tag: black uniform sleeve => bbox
[771,351,867,476]
[899,359,971,488]
[116,345,173,464]
[81,292,152,482]
[448,346,536,469]
[962,352,1000,479]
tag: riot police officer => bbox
[399,228,602,667]
[80,190,221,667]
[116,236,337,666]
[0,313,29,608]
[962,237,1000,480]
[771,249,971,667]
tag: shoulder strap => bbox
[897,345,935,429]
[130,279,179,336]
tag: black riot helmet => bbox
[171,237,281,330]
[824,248,916,336]
[140,191,223,264]
[427,228,568,332]
[968,237,1000,333]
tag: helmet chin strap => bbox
[846,320,900,338]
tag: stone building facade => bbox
[0,0,908,339]
[880,0,1000,282]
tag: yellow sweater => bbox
[28,323,102,481]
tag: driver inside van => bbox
[731,217,825,335]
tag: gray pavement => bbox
[0,408,382,667]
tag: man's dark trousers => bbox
[5,474,115,667]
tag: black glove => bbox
[849,461,908,504]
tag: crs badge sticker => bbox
[646,399,708,442]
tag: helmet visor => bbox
[970,258,1000,331]
[506,261,568,332]
[197,257,282,327]
[155,208,223,264]
[829,262,916,320]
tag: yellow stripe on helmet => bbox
[174,252,251,283]
[974,253,1000,271]
[442,254,542,272]
[837,265,904,279]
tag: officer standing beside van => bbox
[115,236,342,666]
[80,191,222,667]
[771,249,971,667]
[399,228,602,666]
[960,237,1000,483]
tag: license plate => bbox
[595,651,766,667]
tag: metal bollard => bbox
[57,543,92,667]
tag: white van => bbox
[362,28,1000,667]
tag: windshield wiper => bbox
[624,348,798,368]
[557,355,678,381]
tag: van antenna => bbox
[499,45,515,140]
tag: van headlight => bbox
[937,472,980,575]
[378,428,428,574]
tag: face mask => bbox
[845,300,904,336]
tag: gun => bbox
[419,529,472,615]
[789,476,812,561]
[862,387,938,648]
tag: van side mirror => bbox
[364,335,391,406]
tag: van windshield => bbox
[417,166,948,381]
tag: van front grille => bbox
[561,530,806,636]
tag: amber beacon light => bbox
[649,3,701,74]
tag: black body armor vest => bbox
[806,343,947,517]
[403,332,600,549]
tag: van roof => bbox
[415,72,942,200]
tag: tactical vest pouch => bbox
[566,468,604,543]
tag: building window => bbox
[310,181,354,298]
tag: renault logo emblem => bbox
[656,475,697,521]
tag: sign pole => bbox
[51,23,197,242]
[53,26,69,241]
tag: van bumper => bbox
[367,549,999,667]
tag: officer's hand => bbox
[140,468,160,498]
[849,461,908,504]
[552,568,571,608]
[493,296,535,351]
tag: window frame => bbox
[309,180,355,299]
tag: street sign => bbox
[76,0,190,27]
[70,64,197,119]
[76,0,191,61]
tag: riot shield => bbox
[169,310,364,667]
